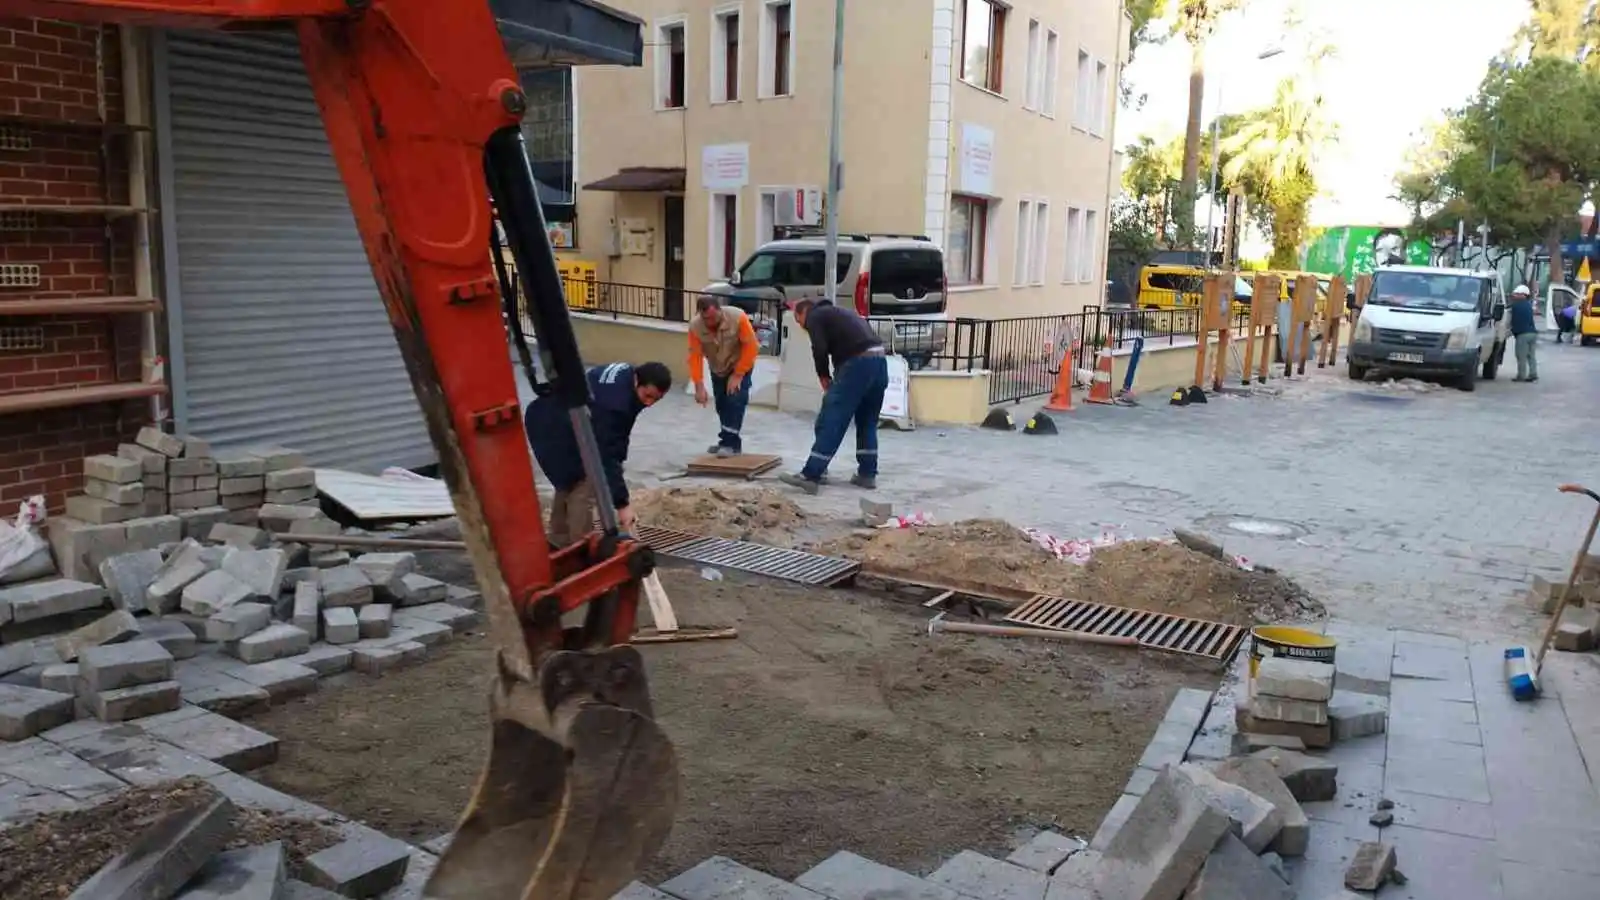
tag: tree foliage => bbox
[1518,0,1599,62]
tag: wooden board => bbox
[313,468,454,521]
[684,453,782,479]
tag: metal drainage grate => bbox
[1003,594,1246,661]
[630,525,859,587]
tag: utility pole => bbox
[823,0,846,304]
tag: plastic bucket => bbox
[1249,625,1337,679]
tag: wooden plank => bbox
[684,453,782,479]
[312,468,453,521]
[642,572,678,633]
[632,626,738,644]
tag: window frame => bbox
[655,17,689,111]
[1073,48,1091,129]
[959,0,1008,95]
[709,191,742,281]
[1023,18,1041,110]
[1030,201,1049,286]
[711,4,743,104]
[1013,199,1033,286]
[948,194,991,287]
[760,0,795,99]
[1079,208,1099,283]
[1042,30,1059,117]
[1091,58,1109,135]
[1063,206,1082,283]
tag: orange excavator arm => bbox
[14,2,676,898]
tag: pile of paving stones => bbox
[1523,558,1600,652]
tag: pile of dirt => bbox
[632,486,809,545]
[816,521,1323,625]
[0,778,341,898]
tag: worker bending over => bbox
[688,296,760,457]
[780,298,888,495]
[524,361,672,543]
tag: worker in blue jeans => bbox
[1509,284,1539,382]
[780,298,888,495]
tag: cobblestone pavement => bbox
[582,338,1600,642]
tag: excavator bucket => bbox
[425,646,679,900]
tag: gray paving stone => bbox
[54,608,141,662]
[1255,658,1335,702]
[0,776,80,821]
[302,832,412,897]
[232,623,312,664]
[317,565,373,608]
[1135,720,1195,772]
[47,518,129,583]
[207,522,271,549]
[206,601,272,643]
[1250,747,1339,802]
[1205,756,1310,857]
[0,577,105,623]
[99,549,166,612]
[1179,762,1284,854]
[1388,688,1481,745]
[1383,824,1505,898]
[928,850,1048,900]
[311,550,351,569]
[398,601,482,632]
[141,707,279,772]
[1089,792,1140,851]
[148,539,213,612]
[444,584,481,609]
[79,639,174,692]
[1005,830,1085,874]
[353,551,416,584]
[70,792,235,899]
[664,856,824,900]
[388,618,453,647]
[92,680,183,722]
[1328,690,1389,740]
[246,447,306,471]
[203,770,333,820]
[358,603,393,639]
[1123,766,1158,797]
[322,606,359,645]
[1500,859,1595,900]
[178,506,230,540]
[139,617,200,660]
[257,503,321,533]
[230,660,318,701]
[1393,640,1471,682]
[97,737,229,785]
[86,453,143,484]
[1384,789,1495,840]
[1186,832,1293,900]
[176,840,287,899]
[282,644,354,677]
[181,569,253,617]
[124,514,183,549]
[396,572,447,607]
[1048,849,1100,897]
[220,548,288,600]
[292,580,321,637]
[3,745,125,800]
[352,645,405,675]
[794,851,957,900]
[283,880,346,900]
[217,456,266,479]
[180,674,271,718]
[1095,765,1233,900]
[615,882,675,900]
[39,662,77,694]
[1250,694,1329,725]
[0,642,34,677]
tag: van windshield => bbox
[1369,272,1481,312]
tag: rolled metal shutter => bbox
[162,30,435,471]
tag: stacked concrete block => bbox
[77,639,181,721]
[69,454,146,525]
[170,441,222,512]
[0,578,106,625]
[119,441,171,515]
[53,609,140,662]
[1243,657,1335,748]
[247,447,316,506]
[148,539,217,613]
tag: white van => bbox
[1347,265,1509,392]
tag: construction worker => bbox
[689,296,760,457]
[1509,284,1539,382]
[779,298,888,495]
[524,361,673,544]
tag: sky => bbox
[1116,0,1531,227]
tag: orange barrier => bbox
[1043,358,1076,412]
[1086,344,1115,405]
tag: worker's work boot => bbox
[715,446,739,458]
[850,474,876,490]
[779,473,821,496]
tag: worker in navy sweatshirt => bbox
[524,360,672,545]
[1509,284,1539,383]
[780,298,889,495]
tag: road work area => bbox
[248,563,1220,882]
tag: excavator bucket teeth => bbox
[425,690,678,900]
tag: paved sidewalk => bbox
[1282,624,1600,900]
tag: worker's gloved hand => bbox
[728,373,744,395]
[617,505,638,534]
[694,383,709,406]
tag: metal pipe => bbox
[822,0,845,306]
[283,534,469,551]
[121,27,161,426]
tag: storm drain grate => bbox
[630,525,859,586]
[1003,594,1246,661]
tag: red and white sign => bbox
[701,143,750,190]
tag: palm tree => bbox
[1220,49,1336,267]
[1175,0,1247,246]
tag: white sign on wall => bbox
[957,123,995,196]
[701,143,750,190]
[880,354,911,422]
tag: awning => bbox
[493,0,644,68]
[583,167,687,192]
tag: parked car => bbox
[704,233,949,369]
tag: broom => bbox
[1508,483,1600,700]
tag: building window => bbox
[1023,19,1040,110]
[712,7,741,103]
[657,20,687,109]
[1043,30,1059,116]
[1079,209,1099,283]
[949,194,989,286]
[1074,49,1091,128]
[1092,59,1109,133]
[521,69,578,247]
[712,193,740,279]
[757,189,778,245]
[1031,202,1049,285]
[1063,207,1082,282]
[1013,199,1032,285]
[761,1,793,98]
[960,0,1007,93]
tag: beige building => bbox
[562,0,1129,320]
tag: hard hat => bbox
[1512,284,1532,296]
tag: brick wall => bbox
[0,17,150,515]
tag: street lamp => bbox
[1204,45,1284,265]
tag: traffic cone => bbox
[1043,357,1076,412]
[1086,344,1116,405]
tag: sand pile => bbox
[818,520,1322,625]
[633,485,809,545]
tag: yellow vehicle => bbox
[1137,264,1254,311]
[1583,283,1600,345]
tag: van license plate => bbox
[1387,352,1424,363]
[896,324,931,338]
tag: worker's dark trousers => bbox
[711,372,750,452]
[801,353,889,482]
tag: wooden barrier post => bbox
[1352,273,1371,326]
[1253,274,1280,384]
[1318,274,1348,367]
[1290,274,1317,376]
[1240,273,1276,385]
[1201,273,1234,392]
